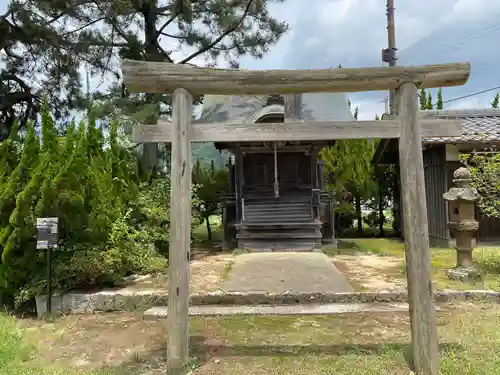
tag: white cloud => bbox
[446,0,500,23]
[304,37,320,47]
[5,0,500,117]
[268,0,500,119]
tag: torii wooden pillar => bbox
[121,60,471,375]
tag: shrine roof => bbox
[373,108,500,165]
[420,108,500,144]
[194,93,355,124]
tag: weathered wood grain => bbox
[397,82,440,375]
[132,118,462,143]
[121,59,470,94]
[284,93,302,121]
[167,88,192,375]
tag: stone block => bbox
[447,267,482,283]
[114,290,137,311]
[35,294,63,318]
[132,290,165,310]
[91,291,117,312]
[62,293,95,314]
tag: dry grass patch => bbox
[125,218,234,293]
[5,302,498,375]
[125,252,234,293]
[331,239,500,291]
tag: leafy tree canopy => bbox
[460,151,500,218]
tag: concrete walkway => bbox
[221,252,354,294]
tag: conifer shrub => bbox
[0,101,190,307]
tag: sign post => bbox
[36,217,58,314]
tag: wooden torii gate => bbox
[121,60,471,375]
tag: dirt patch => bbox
[19,312,221,373]
[17,303,500,375]
[126,253,234,293]
[332,261,349,274]
[332,254,406,292]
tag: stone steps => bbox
[237,221,321,229]
[143,302,420,320]
[245,203,310,211]
[237,232,321,239]
[238,195,319,251]
[244,210,311,219]
[237,238,322,252]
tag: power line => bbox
[372,12,500,106]
[376,85,500,105]
[443,85,500,104]
[400,21,500,66]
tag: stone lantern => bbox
[443,167,481,281]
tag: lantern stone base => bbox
[447,266,482,283]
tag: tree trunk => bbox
[206,217,212,241]
[355,194,363,234]
[392,166,402,237]
[378,191,385,237]
[140,8,161,175]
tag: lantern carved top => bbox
[443,166,481,202]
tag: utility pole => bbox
[382,0,397,113]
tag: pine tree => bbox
[192,159,228,240]
[0,99,155,304]
[0,121,21,187]
[3,0,290,173]
[426,92,433,110]
[419,89,427,110]
[492,93,499,108]
[320,137,376,235]
[0,121,38,263]
[0,123,40,226]
[436,88,443,109]
[353,107,359,120]
[1,100,60,262]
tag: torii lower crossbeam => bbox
[132,118,461,143]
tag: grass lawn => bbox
[334,238,500,291]
[0,312,106,375]
[192,215,223,241]
[2,302,500,375]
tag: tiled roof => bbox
[421,108,500,144]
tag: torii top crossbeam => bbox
[121,60,470,144]
[121,59,470,95]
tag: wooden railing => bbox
[311,188,321,221]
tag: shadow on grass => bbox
[96,335,217,374]
[104,340,464,374]
[326,239,396,257]
[192,341,461,358]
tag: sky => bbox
[235,0,500,120]
[2,0,500,120]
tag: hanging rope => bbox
[273,141,279,198]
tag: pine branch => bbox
[156,13,180,38]
[92,1,136,47]
[63,17,106,36]
[179,0,255,64]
